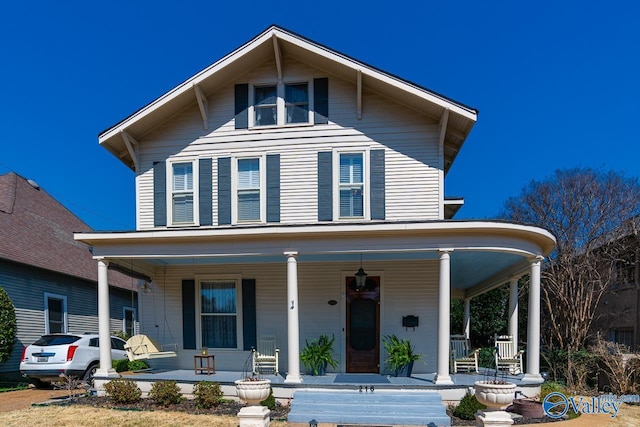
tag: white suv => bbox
[20,333,128,388]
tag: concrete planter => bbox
[473,381,516,410]
[234,379,271,406]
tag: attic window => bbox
[254,86,277,126]
[285,83,309,123]
[251,82,310,127]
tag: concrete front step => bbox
[288,390,450,426]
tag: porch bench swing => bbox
[124,334,178,361]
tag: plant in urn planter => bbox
[235,354,272,427]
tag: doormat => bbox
[334,374,390,384]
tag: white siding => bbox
[136,57,442,230]
[137,259,439,374]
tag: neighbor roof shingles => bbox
[0,172,134,290]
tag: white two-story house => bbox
[75,26,554,385]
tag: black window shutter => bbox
[199,158,213,226]
[370,149,386,220]
[153,161,166,227]
[235,84,249,129]
[314,78,329,124]
[266,154,280,223]
[317,151,333,221]
[242,279,257,351]
[217,157,231,225]
[182,280,196,350]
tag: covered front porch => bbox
[76,220,555,388]
[98,367,542,403]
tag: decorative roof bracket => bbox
[194,84,208,130]
[120,130,139,172]
[272,33,283,84]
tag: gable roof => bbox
[99,25,478,174]
[0,172,136,291]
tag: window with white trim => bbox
[235,157,263,223]
[44,293,67,334]
[285,83,309,124]
[199,279,241,349]
[338,152,365,218]
[168,160,198,225]
[123,307,136,338]
[251,81,310,127]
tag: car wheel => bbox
[83,363,99,388]
[31,378,52,389]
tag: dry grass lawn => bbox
[0,401,638,426]
[0,405,288,427]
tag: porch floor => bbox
[120,367,534,391]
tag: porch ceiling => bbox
[76,220,555,298]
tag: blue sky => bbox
[1,1,639,230]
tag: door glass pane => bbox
[349,299,376,350]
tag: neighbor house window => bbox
[339,153,365,218]
[610,328,634,348]
[170,161,197,225]
[123,307,136,337]
[200,280,239,348]
[236,158,262,222]
[613,259,635,288]
[285,83,309,124]
[254,85,277,126]
[44,293,67,334]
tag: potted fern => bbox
[383,334,423,377]
[300,334,339,375]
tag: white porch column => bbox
[508,277,519,354]
[463,297,471,340]
[435,250,453,385]
[284,251,302,383]
[523,256,544,383]
[96,258,117,378]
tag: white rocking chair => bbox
[494,334,524,374]
[252,335,279,375]
[124,334,178,361]
[450,334,480,373]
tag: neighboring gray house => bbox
[76,26,555,385]
[0,172,138,377]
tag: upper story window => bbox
[236,157,263,222]
[339,153,365,218]
[251,82,310,127]
[285,83,309,124]
[254,86,277,126]
[169,160,198,225]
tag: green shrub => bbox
[193,381,223,409]
[478,347,494,368]
[112,359,149,373]
[112,359,130,373]
[128,360,149,371]
[149,380,183,407]
[104,378,142,404]
[452,392,486,420]
[112,330,130,341]
[540,380,566,400]
[260,387,276,409]
[0,286,16,364]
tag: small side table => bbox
[194,354,216,375]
